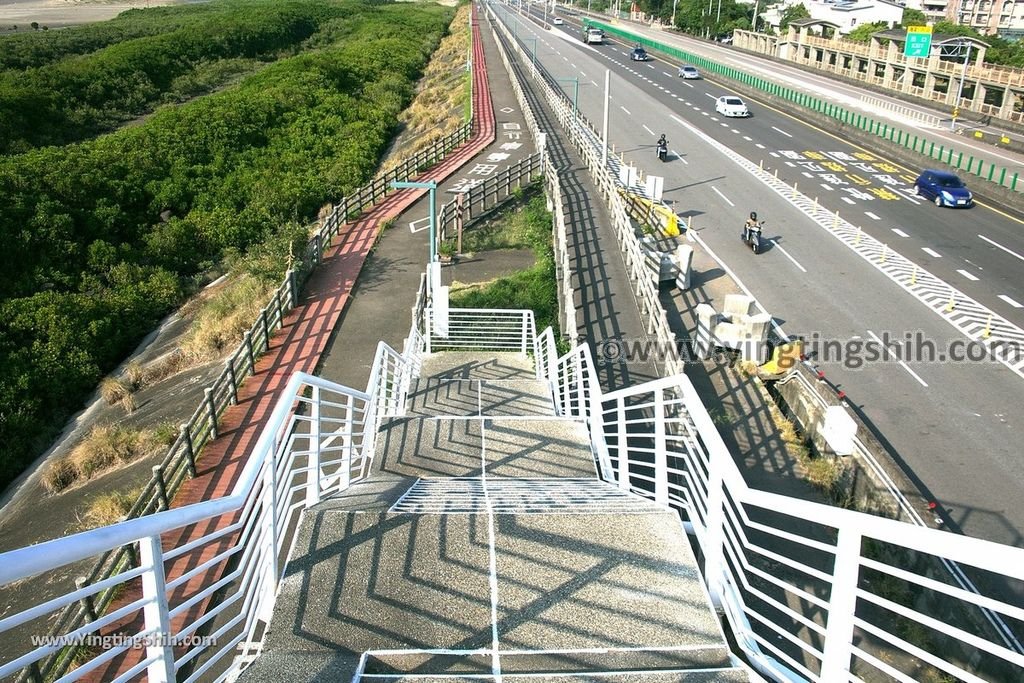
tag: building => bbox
[762,0,906,35]
[953,0,1024,39]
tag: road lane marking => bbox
[957,269,980,281]
[769,239,807,272]
[841,197,855,204]
[771,126,793,138]
[868,330,928,388]
[922,247,942,258]
[978,234,1024,262]
[711,186,734,206]
[865,212,881,220]
[672,149,687,165]
[755,143,765,149]
[743,136,752,141]
[999,295,1024,308]
[620,105,631,114]
[642,124,654,135]
[802,172,814,178]
[891,228,909,237]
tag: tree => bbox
[846,21,889,43]
[779,3,809,32]
[900,8,927,27]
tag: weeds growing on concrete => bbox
[76,487,144,531]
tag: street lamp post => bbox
[555,77,579,114]
[525,37,538,74]
[392,180,439,265]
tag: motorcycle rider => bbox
[743,211,762,243]
[656,133,668,159]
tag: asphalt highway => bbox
[492,1,1024,548]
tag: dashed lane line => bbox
[958,269,980,282]
[891,228,909,237]
[1000,295,1024,309]
[868,330,929,388]
[711,186,734,207]
[979,234,1024,262]
[922,247,942,258]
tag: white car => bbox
[553,17,563,25]
[678,65,700,79]
[715,95,749,117]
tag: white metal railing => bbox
[0,338,417,682]
[860,95,943,129]
[425,307,535,354]
[595,372,1024,683]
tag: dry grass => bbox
[99,377,130,405]
[75,487,143,531]
[182,275,275,360]
[381,5,470,173]
[43,425,165,494]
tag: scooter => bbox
[656,141,668,162]
[741,221,764,253]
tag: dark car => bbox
[630,46,649,61]
[914,169,973,208]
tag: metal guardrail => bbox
[595,371,1024,682]
[591,20,1024,194]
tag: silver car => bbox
[678,65,701,79]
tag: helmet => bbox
[749,211,757,220]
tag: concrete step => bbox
[364,645,733,674]
[419,351,537,380]
[372,418,595,479]
[261,511,722,663]
[406,377,554,416]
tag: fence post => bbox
[181,423,196,477]
[616,398,630,491]
[521,314,529,354]
[226,357,239,405]
[261,307,271,351]
[152,465,170,511]
[75,576,98,622]
[819,527,863,681]
[244,330,256,373]
[139,534,176,683]
[204,387,218,440]
[287,268,298,309]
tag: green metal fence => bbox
[590,21,1023,193]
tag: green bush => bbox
[0,0,455,492]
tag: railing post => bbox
[204,387,218,440]
[653,389,669,505]
[287,268,298,309]
[260,307,271,351]
[616,398,630,491]
[153,465,170,511]
[306,385,322,506]
[341,393,354,488]
[819,527,863,681]
[258,447,279,623]
[139,534,175,683]
[180,423,196,477]
[521,313,529,355]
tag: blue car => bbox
[915,169,973,208]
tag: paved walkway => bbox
[88,5,496,679]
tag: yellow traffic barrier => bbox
[946,292,956,312]
[760,340,804,375]
[983,314,993,339]
[855,226,862,244]
[911,265,918,284]
[880,244,888,262]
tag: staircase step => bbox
[407,378,554,416]
[390,479,663,514]
[374,672,751,682]
[364,646,732,675]
[420,351,537,379]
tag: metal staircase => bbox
[237,351,751,683]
